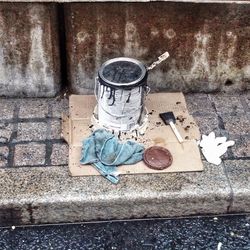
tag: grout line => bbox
[222,156,250,161]
[44,103,54,166]
[190,112,216,117]
[239,95,250,113]
[0,117,61,124]
[45,143,53,166]
[221,161,234,213]
[240,95,250,124]
[208,94,235,158]
[7,104,20,167]
[1,164,67,169]
[0,139,65,147]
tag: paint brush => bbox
[159,112,184,143]
[147,51,170,71]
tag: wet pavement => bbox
[0,215,249,249]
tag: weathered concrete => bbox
[0,162,233,225]
[65,2,250,94]
[0,3,60,97]
[225,160,250,213]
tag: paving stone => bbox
[14,143,46,166]
[49,97,69,118]
[193,115,220,136]
[0,123,13,143]
[50,120,62,139]
[210,94,245,115]
[185,94,215,115]
[51,143,68,165]
[231,136,250,158]
[0,147,8,167]
[17,122,47,142]
[224,160,250,213]
[0,161,231,225]
[0,100,15,120]
[222,115,250,136]
[19,99,49,119]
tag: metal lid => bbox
[143,146,173,170]
[98,57,147,89]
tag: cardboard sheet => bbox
[63,93,203,176]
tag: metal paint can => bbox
[94,57,149,132]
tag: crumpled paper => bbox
[198,132,235,165]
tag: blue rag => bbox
[80,129,144,184]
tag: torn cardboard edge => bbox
[62,92,203,177]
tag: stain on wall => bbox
[65,2,250,94]
[0,3,60,97]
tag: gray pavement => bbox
[0,92,249,225]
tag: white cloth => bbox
[199,132,235,165]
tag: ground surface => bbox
[0,92,249,225]
[0,215,249,250]
[0,92,249,168]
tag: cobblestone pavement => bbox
[0,92,249,169]
[0,96,69,168]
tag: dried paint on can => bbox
[93,57,149,133]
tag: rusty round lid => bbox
[143,146,173,170]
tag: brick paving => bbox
[0,92,249,169]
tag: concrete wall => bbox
[0,2,249,97]
[65,2,250,94]
[0,3,60,97]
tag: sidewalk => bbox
[0,92,249,226]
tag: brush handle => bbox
[147,51,170,71]
[169,121,184,143]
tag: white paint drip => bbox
[124,21,148,57]
[243,65,250,78]
[28,7,52,95]
[76,63,93,94]
[215,31,238,83]
[226,31,237,66]
[95,11,102,79]
[150,27,159,37]
[97,84,146,132]
[148,63,186,90]
[190,31,211,79]
[77,31,91,44]
[0,6,55,97]
[111,32,119,40]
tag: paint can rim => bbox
[98,57,147,89]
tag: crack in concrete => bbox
[221,161,234,214]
